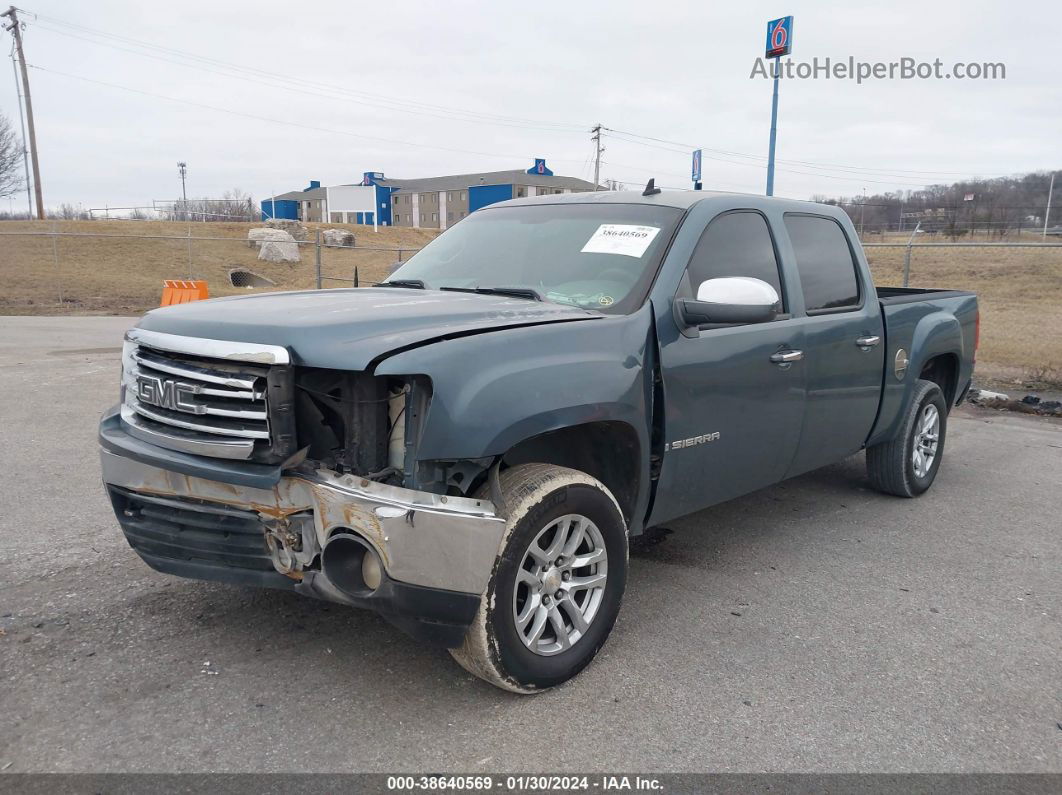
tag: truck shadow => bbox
[110,451,882,706]
[630,452,874,568]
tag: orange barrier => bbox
[160,280,209,306]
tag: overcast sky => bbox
[2,0,1059,212]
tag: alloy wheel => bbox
[912,404,940,478]
[511,513,609,656]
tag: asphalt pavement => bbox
[0,315,1059,773]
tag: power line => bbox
[17,7,1025,199]
[21,9,589,134]
[604,126,1014,181]
[604,130,937,188]
[616,135,995,189]
[30,21,585,135]
[605,130,949,187]
[28,64,593,168]
[24,10,580,128]
[600,160,761,194]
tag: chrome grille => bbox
[120,329,291,461]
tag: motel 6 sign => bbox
[765,16,793,58]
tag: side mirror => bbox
[678,277,780,327]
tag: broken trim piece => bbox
[126,328,291,366]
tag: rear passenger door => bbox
[783,214,885,477]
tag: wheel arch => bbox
[919,352,960,409]
[499,421,642,530]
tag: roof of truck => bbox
[497,189,844,216]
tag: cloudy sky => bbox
[1,0,1058,212]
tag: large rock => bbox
[265,218,308,241]
[323,229,355,248]
[257,239,300,263]
[247,227,295,249]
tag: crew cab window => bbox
[784,214,861,312]
[686,211,785,310]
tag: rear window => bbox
[784,214,861,312]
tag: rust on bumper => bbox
[100,450,506,595]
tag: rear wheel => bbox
[867,379,948,497]
[450,464,628,693]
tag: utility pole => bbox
[9,52,31,216]
[177,161,188,220]
[591,124,603,190]
[3,6,44,219]
[1043,171,1055,239]
[860,188,867,237]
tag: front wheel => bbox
[867,378,948,497]
[450,464,628,693]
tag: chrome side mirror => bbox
[679,277,780,326]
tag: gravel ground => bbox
[0,316,1059,773]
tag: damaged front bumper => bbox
[99,406,505,647]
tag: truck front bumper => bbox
[99,406,505,647]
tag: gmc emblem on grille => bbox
[136,375,205,414]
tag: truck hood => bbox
[136,287,601,370]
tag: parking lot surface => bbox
[0,316,1059,773]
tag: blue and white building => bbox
[261,159,599,227]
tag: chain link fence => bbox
[1,221,1059,385]
[0,222,425,315]
[859,238,1062,386]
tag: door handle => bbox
[770,350,804,364]
[855,335,881,349]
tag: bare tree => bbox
[48,202,89,220]
[823,170,1058,235]
[0,111,25,199]
[164,188,256,222]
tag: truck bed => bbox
[876,286,977,306]
[866,287,979,448]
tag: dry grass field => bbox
[864,242,1062,387]
[0,220,440,315]
[1,220,1059,386]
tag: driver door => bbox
[650,210,807,525]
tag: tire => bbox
[450,464,628,693]
[867,379,948,497]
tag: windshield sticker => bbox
[580,224,661,258]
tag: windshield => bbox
[387,203,683,313]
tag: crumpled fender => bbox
[374,304,655,463]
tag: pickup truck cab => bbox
[99,189,978,692]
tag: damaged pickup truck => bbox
[100,189,978,692]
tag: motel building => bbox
[261,159,599,228]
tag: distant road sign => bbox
[766,16,793,58]
[691,149,702,183]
